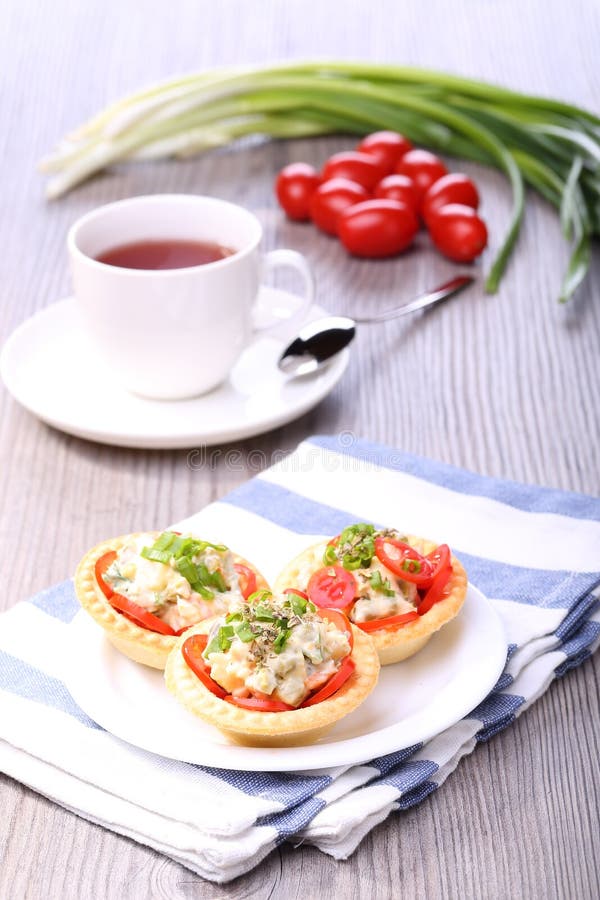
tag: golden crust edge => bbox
[273,536,468,666]
[164,620,380,746]
[73,532,270,670]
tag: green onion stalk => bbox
[40,61,600,301]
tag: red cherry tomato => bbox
[301,657,355,707]
[321,151,387,191]
[234,563,257,600]
[309,178,369,235]
[418,546,453,615]
[374,174,419,214]
[356,131,413,173]
[427,204,488,262]
[225,695,295,712]
[109,592,177,636]
[357,611,419,633]
[374,537,435,586]
[396,149,448,206]
[95,550,117,599]
[275,163,321,221]
[422,174,480,225]
[182,633,229,698]
[307,565,357,609]
[338,199,419,258]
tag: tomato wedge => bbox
[182,634,228,698]
[307,565,357,609]
[358,611,419,633]
[95,550,117,599]
[234,563,257,600]
[301,657,355,707]
[374,537,435,586]
[109,592,176,636]
[418,545,453,615]
[319,607,354,651]
[225,695,295,712]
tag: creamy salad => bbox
[202,593,352,707]
[103,531,244,632]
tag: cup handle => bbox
[253,249,314,333]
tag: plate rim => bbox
[0,293,350,449]
[64,584,507,772]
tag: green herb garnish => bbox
[369,570,395,597]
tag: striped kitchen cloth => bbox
[1,435,599,883]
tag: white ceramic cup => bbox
[68,194,314,399]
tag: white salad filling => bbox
[104,532,244,632]
[204,596,351,707]
[350,557,418,623]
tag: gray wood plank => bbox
[1,0,599,897]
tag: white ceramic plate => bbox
[0,289,349,449]
[64,585,506,772]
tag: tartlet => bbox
[74,530,269,670]
[164,591,380,747]
[273,523,468,666]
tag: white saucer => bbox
[64,586,507,772]
[0,288,350,449]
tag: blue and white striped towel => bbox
[1,435,599,883]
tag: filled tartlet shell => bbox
[74,532,270,670]
[164,620,380,747]
[273,535,468,666]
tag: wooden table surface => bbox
[1,1,599,897]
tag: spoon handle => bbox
[353,275,474,323]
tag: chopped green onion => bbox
[323,545,338,565]
[254,604,276,622]
[273,627,292,654]
[235,621,255,643]
[402,559,422,574]
[140,547,173,564]
[218,625,234,651]
[289,593,308,616]
[369,570,395,597]
[247,589,272,605]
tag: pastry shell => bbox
[273,535,468,666]
[164,619,380,747]
[74,532,269,670]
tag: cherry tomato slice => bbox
[339,199,419,258]
[374,537,435,585]
[182,633,229,698]
[427,203,488,262]
[109,592,177,636]
[356,131,413,173]
[307,565,357,609]
[319,607,354,651]
[301,657,355,707]
[357,611,419,633]
[374,174,419,214]
[396,149,448,207]
[234,563,257,600]
[322,151,387,191]
[225,695,295,712]
[275,163,321,221]
[422,173,480,225]
[418,546,453,615]
[95,550,117,599]
[309,178,370,235]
